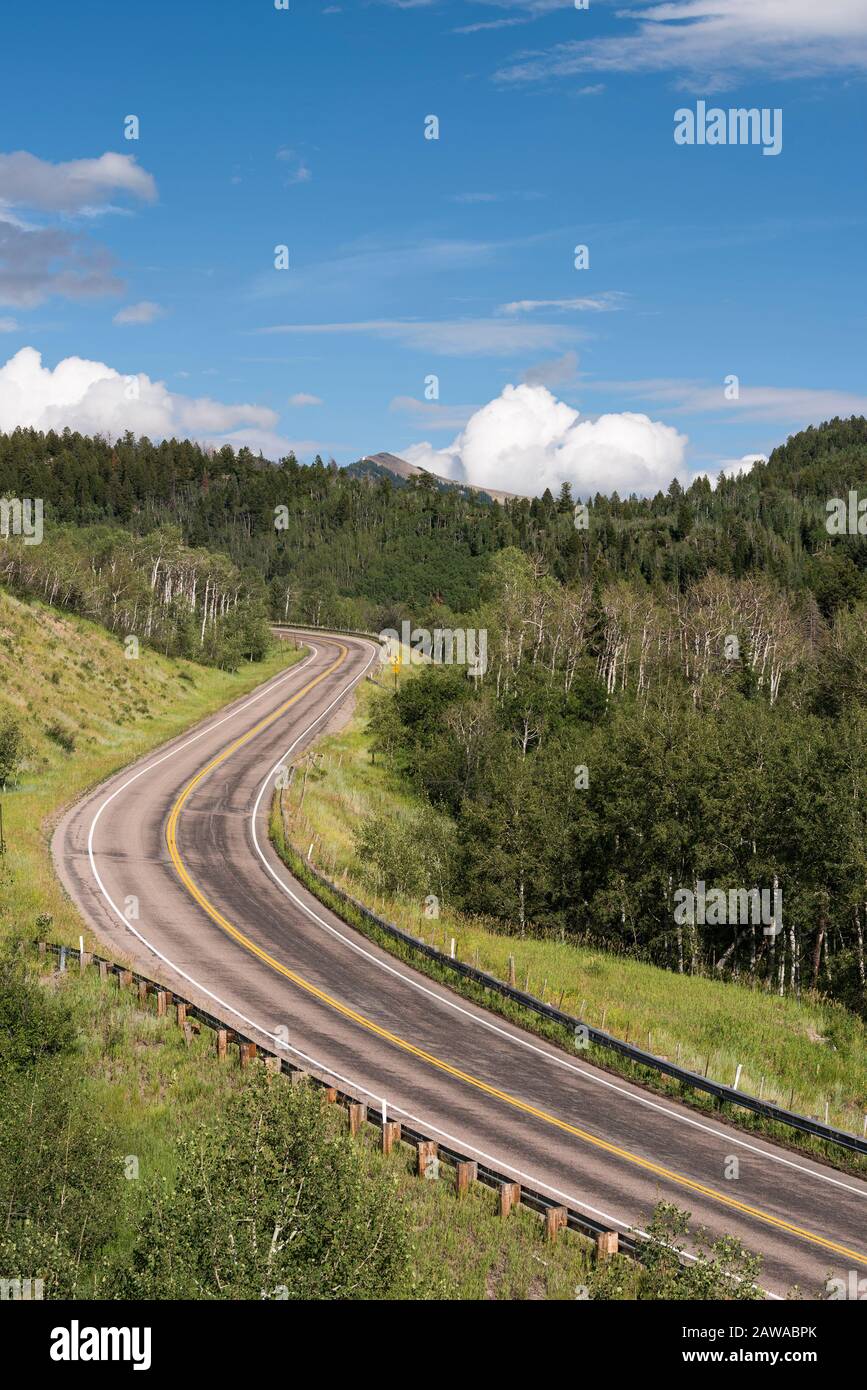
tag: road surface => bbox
[53,631,867,1297]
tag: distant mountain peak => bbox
[351,450,520,503]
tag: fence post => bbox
[417,1140,438,1178]
[156,991,167,1018]
[545,1206,568,1243]
[119,969,132,990]
[98,960,108,982]
[382,1121,401,1155]
[348,1102,367,1136]
[239,1041,256,1068]
[499,1182,520,1217]
[323,1087,338,1104]
[176,1002,187,1027]
[216,1029,228,1061]
[596,1230,619,1261]
[455,1160,477,1197]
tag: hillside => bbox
[1,417,865,636]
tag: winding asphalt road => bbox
[53,631,867,1298]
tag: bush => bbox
[112,1074,408,1299]
[0,716,25,787]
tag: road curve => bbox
[53,631,867,1297]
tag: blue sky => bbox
[0,0,865,498]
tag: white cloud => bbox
[289,392,323,407]
[694,453,767,488]
[0,347,285,455]
[256,318,581,356]
[113,300,166,325]
[0,317,18,332]
[499,293,625,315]
[496,0,867,88]
[403,383,687,498]
[0,151,157,213]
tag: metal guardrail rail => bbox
[38,941,637,1257]
[295,859,867,1158]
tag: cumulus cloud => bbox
[113,300,165,325]
[0,151,157,213]
[0,347,286,455]
[403,383,687,498]
[690,454,767,488]
[288,392,323,407]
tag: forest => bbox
[0,416,866,1010]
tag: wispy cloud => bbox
[0,217,122,308]
[289,392,323,407]
[389,395,478,430]
[586,376,867,423]
[499,292,627,315]
[113,300,166,326]
[254,317,583,356]
[495,0,867,90]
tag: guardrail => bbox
[37,940,637,1261]
[292,859,867,1158]
[272,623,386,644]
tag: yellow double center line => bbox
[165,642,867,1270]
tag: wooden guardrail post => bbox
[263,1054,281,1074]
[545,1206,568,1243]
[216,1028,228,1061]
[137,980,148,1006]
[417,1140,438,1178]
[596,1230,619,1261]
[176,1001,187,1027]
[79,951,91,973]
[348,1102,367,1136]
[119,969,132,990]
[239,1041,256,1068]
[98,960,108,982]
[156,990,167,1018]
[381,1121,401,1155]
[499,1181,520,1217]
[38,942,46,959]
[455,1160,477,1197]
[323,1086,338,1104]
